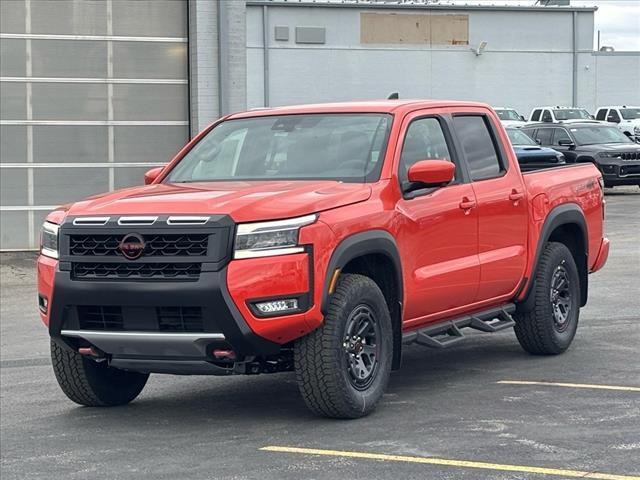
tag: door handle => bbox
[509,190,524,202]
[459,197,476,213]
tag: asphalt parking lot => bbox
[1,187,638,480]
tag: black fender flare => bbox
[321,230,404,370]
[518,203,589,310]
[321,230,403,314]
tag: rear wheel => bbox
[294,274,393,418]
[514,242,580,355]
[51,340,149,406]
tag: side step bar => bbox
[402,304,516,348]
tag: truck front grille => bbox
[76,306,204,332]
[72,262,201,280]
[69,234,209,257]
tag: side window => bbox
[553,128,571,146]
[541,110,553,122]
[452,115,503,181]
[535,128,554,145]
[608,110,621,123]
[531,109,541,122]
[596,109,607,121]
[399,117,453,184]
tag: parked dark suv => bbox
[522,122,640,188]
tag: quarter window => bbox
[453,115,503,181]
[596,109,607,121]
[399,117,453,184]
[531,109,542,121]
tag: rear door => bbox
[451,111,528,302]
[395,111,480,326]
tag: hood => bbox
[500,120,526,128]
[595,143,640,152]
[66,181,372,223]
[513,145,561,156]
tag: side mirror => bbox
[519,115,526,121]
[536,139,542,145]
[558,139,575,147]
[144,166,164,185]
[607,116,619,123]
[407,160,455,188]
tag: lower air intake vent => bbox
[72,262,201,280]
[77,306,124,331]
[157,307,204,332]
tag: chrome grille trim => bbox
[117,216,158,226]
[72,217,110,226]
[167,216,210,225]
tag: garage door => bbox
[0,0,189,249]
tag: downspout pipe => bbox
[218,0,229,116]
[572,10,578,108]
[263,5,270,107]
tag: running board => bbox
[402,304,516,349]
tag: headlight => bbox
[234,214,316,259]
[40,222,60,259]
[598,152,615,158]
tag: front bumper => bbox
[601,163,640,185]
[39,253,321,374]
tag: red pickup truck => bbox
[38,100,609,418]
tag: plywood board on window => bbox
[360,12,469,45]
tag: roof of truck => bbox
[229,99,491,119]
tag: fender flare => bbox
[321,230,403,314]
[519,203,589,310]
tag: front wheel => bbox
[51,340,149,406]
[294,274,393,419]
[514,242,580,355]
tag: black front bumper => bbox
[601,163,640,185]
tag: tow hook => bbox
[78,346,106,362]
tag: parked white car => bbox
[528,106,596,124]
[595,106,640,141]
[494,107,527,127]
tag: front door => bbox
[395,112,480,328]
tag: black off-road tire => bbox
[51,340,149,406]
[294,274,393,419]
[514,242,580,355]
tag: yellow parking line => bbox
[261,446,640,480]
[498,380,640,392]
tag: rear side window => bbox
[608,110,621,122]
[541,110,553,122]
[399,117,453,184]
[531,109,542,121]
[453,115,503,181]
[553,128,571,145]
[535,128,554,145]
[596,109,607,121]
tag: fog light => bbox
[254,298,299,315]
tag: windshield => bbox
[553,109,591,120]
[496,109,522,121]
[620,108,640,120]
[570,126,633,145]
[507,129,537,146]
[165,114,392,183]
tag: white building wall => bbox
[246,4,638,117]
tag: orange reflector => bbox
[328,268,341,294]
